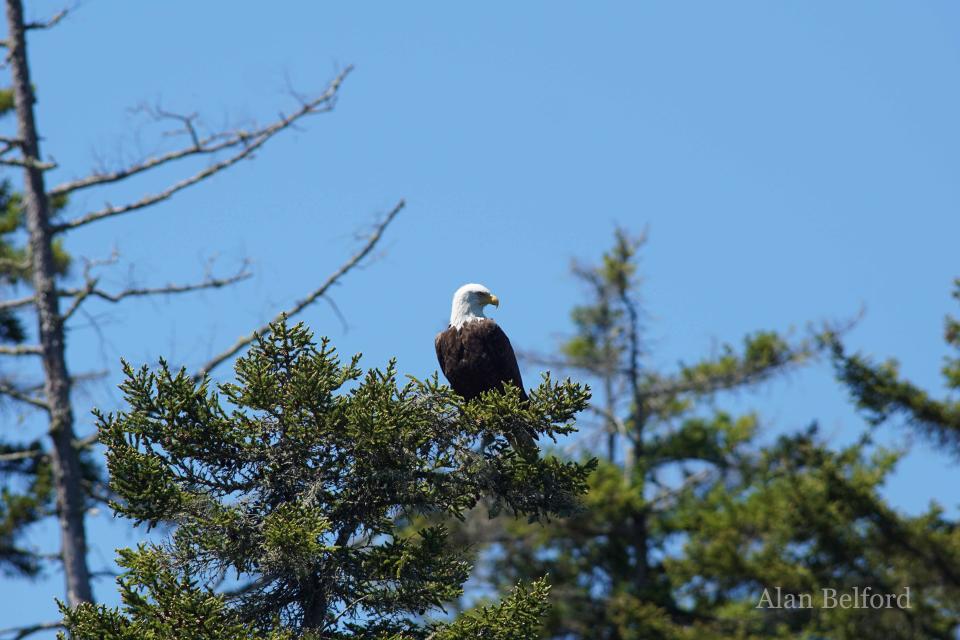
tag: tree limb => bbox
[48,65,353,203]
[0,292,33,311]
[0,447,42,462]
[194,199,405,380]
[18,369,107,395]
[60,263,252,320]
[0,620,63,640]
[0,256,28,271]
[0,432,98,463]
[0,135,22,156]
[0,379,48,410]
[0,343,41,355]
[24,5,70,30]
[0,155,56,170]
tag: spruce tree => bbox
[61,318,595,638]
[454,230,960,639]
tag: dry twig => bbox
[194,199,405,380]
[49,66,354,233]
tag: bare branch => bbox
[0,135,22,156]
[0,379,48,410]
[0,293,33,311]
[0,448,41,462]
[517,349,609,377]
[587,405,630,442]
[18,369,106,395]
[60,263,252,320]
[134,103,202,147]
[48,65,353,202]
[649,469,715,510]
[0,155,56,170]
[0,620,63,640]
[194,199,405,380]
[53,142,265,230]
[324,594,371,632]
[0,432,99,463]
[24,5,71,30]
[0,344,41,355]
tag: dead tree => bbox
[0,0,404,612]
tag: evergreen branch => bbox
[0,344,41,355]
[830,337,960,451]
[648,319,858,402]
[0,256,29,271]
[47,65,353,201]
[645,347,813,399]
[194,199,405,380]
[0,380,48,410]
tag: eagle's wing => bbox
[436,320,537,456]
[470,320,527,402]
[435,320,528,402]
[434,330,450,379]
[471,321,536,455]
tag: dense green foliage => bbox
[61,318,595,638]
[452,230,960,639]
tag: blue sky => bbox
[3,0,960,632]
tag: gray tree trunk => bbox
[4,0,93,606]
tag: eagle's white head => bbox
[450,283,499,329]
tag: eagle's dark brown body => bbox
[434,318,527,402]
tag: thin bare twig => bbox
[0,155,56,170]
[48,65,353,206]
[649,469,714,509]
[0,620,63,640]
[18,370,107,395]
[517,349,608,377]
[0,135,22,156]
[0,380,48,410]
[325,594,371,631]
[0,432,99,463]
[60,265,252,320]
[194,199,405,380]
[24,6,71,30]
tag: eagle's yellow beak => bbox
[488,293,500,307]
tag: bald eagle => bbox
[435,283,536,454]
